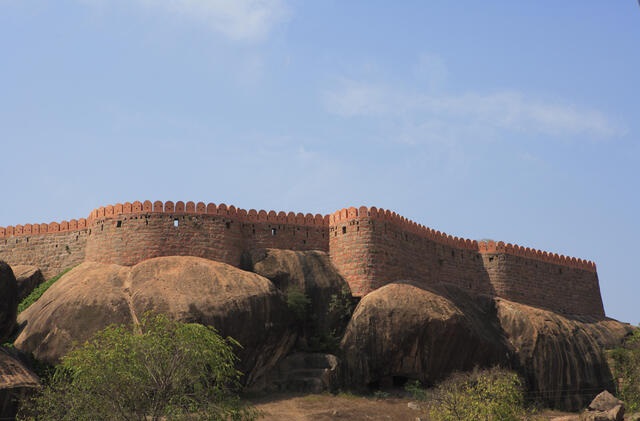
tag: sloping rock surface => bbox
[339,281,512,389]
[14,256,296,386]
[0,262,18,343]
[339,281,631,411]
[0,346,40,420]
[496,299,632,410]
[11,265,45,302]
[249,249,352,339]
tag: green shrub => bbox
[18,313,257,421]
[18,267,74,313]
[610,327,640,411]
[423,367,530,421]
[286,287,311,322]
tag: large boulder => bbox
[0,261,18,342]
[14,256,296,386]
[11,265,45,302]
[339,280,631,412]
[339,281,512,389]
[0,346,40,420]
[496,299,632,411]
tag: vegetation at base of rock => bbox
[406,367,536,421]
[610,327,640,411]
[18,313,258,421]
[17,267,73,313]
[286,287,311,322]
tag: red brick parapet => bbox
[0,200,329,239]
[86,200,329,226]
[329,206,597,273]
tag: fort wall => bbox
[83,201,329,267]
[329,207,604,317]
[0,200,604,318]
[329,206,493,297]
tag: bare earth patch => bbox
[250,392,576,420]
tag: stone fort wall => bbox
[329,206,603,318]
[0,200,604,318]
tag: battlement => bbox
[87,200,329,227]
[0,200,605,318]
[330,206,596,273]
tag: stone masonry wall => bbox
[329,206,603,317]
[0,200,604,317]
[83,200,329,267]
[0,230,88,278]
[329,206,493,297]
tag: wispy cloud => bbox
[83,0,291,42]
[323,69,625,142]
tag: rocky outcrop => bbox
[14,256,296,386]
[339,281,512,389]
[0,347,40,420]
[262,352,339,393]
[339,280,630,411]
[0,261,18,343]
[11,265,45,302]
[496,299,632,410]
[248,249,353,336]
[580,390,625,421]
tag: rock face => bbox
[0,261,18,343]
[0,347,40,420]
[497,299,631,411]
[14,256,296,386]
[11,265,45,301]
[340,281,512,389]
[339,281,631,411]
[249,249,353,343]
[582,390,625,421]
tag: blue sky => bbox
[1,1,638,323]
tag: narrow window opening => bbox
[101,224,104,232]
[302,239,306,245]
[489,256,494,262]
[173,219,179,228]
[271,228,277,236]
[225,222,231,229]
[116,221,122,228]
[252,229,256,235]
[342,226,347,234]
[451,251,455,257]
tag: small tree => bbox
[610,328,640,411]
[19,313,257,421]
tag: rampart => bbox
[0,200,604,318]
[329,206,603,318]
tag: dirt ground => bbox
[249,392,576,421]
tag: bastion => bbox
[0,200,605,318]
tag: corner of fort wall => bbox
[328,206,604,318]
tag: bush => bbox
[409,367,530,421]
[18,267,74,313]
[19,313,257,421]
[610,327,640,411]
[286,287,311,322]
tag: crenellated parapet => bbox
[87,200,329,227]
[477,240,596,272]
[329,206,595,273]
[0,219,88,238]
